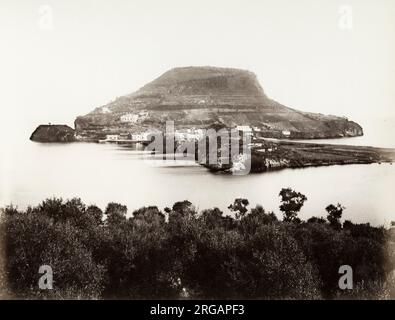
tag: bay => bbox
[1,117,394,226]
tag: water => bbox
[1,117,395,226]
[285,117,395,148]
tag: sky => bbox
[0,0,394,141]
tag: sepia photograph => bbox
[1,0,395,307]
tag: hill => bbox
[74,66,363,140]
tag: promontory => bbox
[73,66,363,141]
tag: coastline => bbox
[203,138,395,174]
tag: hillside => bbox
[74,66,363,140]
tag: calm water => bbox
[1,117,395,226]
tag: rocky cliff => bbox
[30,125,76,142]
[74,66,363,140]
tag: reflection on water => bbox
[1,136,395,226]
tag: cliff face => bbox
[30,125,76,142]
[74,66,363,140]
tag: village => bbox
[99,111,292,146]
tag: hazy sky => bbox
[1,0,394,139]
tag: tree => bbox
[234,224,321,299]
[172,200,195,216]
[249,205,277,224]
[86,205,104,226]
[239,205,277,236]
[132,206,165,223]
[124,206,175,298]
[4,207,105,299]
[307,216,327,224]
[105,203,127,227]
[2,196,391,300]
[279,188,307,222]
[326,203,345,230]
[228,198,249,220]
[200,208,225,229]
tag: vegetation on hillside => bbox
[74,66,363,141]
[1,189,395,299]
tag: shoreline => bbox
[203,138,395,174]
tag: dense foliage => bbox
[1,188,395,299]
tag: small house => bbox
[106,134,119,141]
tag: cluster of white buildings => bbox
[256,146,278,153]
[105,134,121,141]
[237,126,291,137]
[131,132,151,141]
[120,111,148,123]
[174,129,205,142]
[104,125,292,143]
[236,125,253,136]
[237,125,273,138]
[103,131,152,142]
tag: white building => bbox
[106,134,119,141]
[282,130,291,137]
[132,132,151,141]
[120,113,139,123]
[175,129,206,141]
[175,131,188,141]
[132,134,141,140]
[236,126,253,136]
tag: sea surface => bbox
[1,117,395,226]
